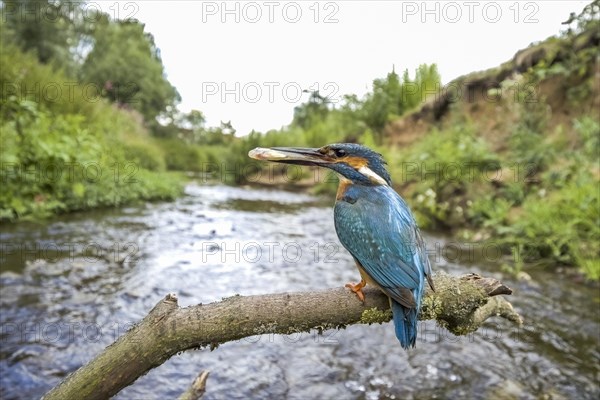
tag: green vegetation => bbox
[188,65,444,186]
[213,3,599,280]
[390,116,599,280]
[80,19,180,126]
[386,4,599,279]
[0,41,183,220]
[1,1,597,280]
[391,124,500,229]
[361,65,441,139]
[1,2,183,220]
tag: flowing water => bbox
[1,183,598,399]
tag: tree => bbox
[2,0,78,69]
[361,69,403,138]
[361,65,442,141]
[2,2,180,123]
[182,109,206,131]
[292,90,331,129]
[80,20,180,124]
[176,109,206,143]
[411,63,442,107]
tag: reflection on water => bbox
[1,183,599,399]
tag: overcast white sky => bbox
[122,1,587,134]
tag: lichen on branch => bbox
[43,273,521,400]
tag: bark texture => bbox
[43,273,521,400]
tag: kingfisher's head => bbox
[249,143,391,186]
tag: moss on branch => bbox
[43,273,520,400]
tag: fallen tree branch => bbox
[43,273,521,400]
[178,370,210,400]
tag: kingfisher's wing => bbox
[334,185,431,308]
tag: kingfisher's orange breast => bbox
[336,178,352,201]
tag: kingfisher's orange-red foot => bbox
[345,279,366,302]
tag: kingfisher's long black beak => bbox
[248,147,332,166]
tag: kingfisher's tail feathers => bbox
[392,300,418,350]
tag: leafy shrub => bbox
[391,124,499,228]
[157,138,203,172]
[0,45,182,220]
[573,116,600,158]
[507,172,599,277]
[123,141,166,172]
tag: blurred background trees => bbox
[0,0,184,219]
[3,0,179,125]
[80,19,180,125]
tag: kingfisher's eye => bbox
[334,149,347,157]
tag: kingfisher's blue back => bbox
[334,184,432,349]
[248,143,433,348]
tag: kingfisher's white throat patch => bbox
[358,166,389,186]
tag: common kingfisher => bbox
[249,143,434,349]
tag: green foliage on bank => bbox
[0,39,182,221]
[0,0,188,220]
[388,116,599,280]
